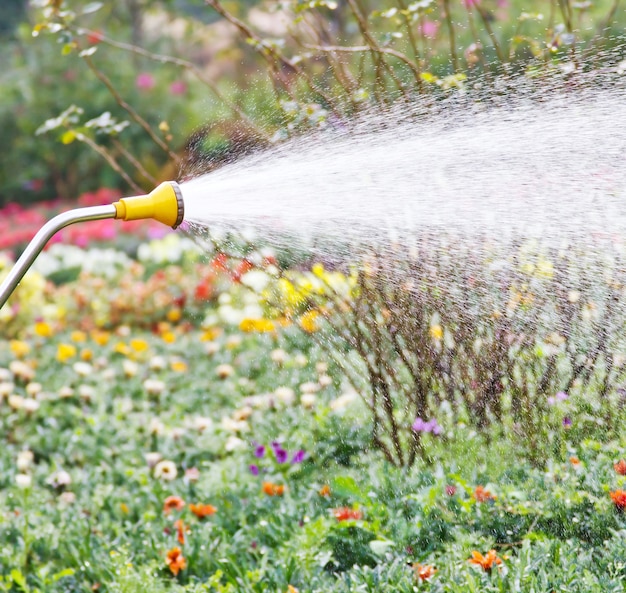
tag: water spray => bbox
[0,181,184,310]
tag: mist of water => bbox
[180,76,626,252]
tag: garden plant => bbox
[2,0,626,592]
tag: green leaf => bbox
[331,476,363,499]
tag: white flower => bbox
[315,362,328,374]
[25,382,42,396]
[240,270,271,292]
[73,362,93,377]
[300,381,320,394]
[275,387,295,405]
[15,474,32,489]
[48,470,72,488]
[301,393,317,409]
[318,374,333,388]
[17,450,34,472]
[204,342,220,356]
[154,460,177,481]
[270,349,288,365]
[8,395,24,410]
[22,398,40,413]
[149,355,167,370]
[58,386,75,399]
[9,360,35,382]
[192,416,213,432]
[170,427,186,440]
[0,382,15,397]
[330,391,358,411]
[145,452,162,468]
[149,418,165,436]
[102,368,116,381]
[225,435,245,452]
[216,364,234,379]
[59,491,76,504]
[122,360,139,378]
[221,416,249,433]
[78,385,95,401]
[233,406,253,421]
[143,378,166,396]
[294,354,308,367]
[0,368,11,382]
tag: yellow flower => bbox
[34,321,52,338]
[71,331,87,343]
[57,343,77,363]
[239,318,275,333]
[161,331,176,344]
[130,339,149,353]
[429,325,443,340]
[167,308,182,323]
[80,348,93,361]
[200,328,221,341]
[171,361,188,373]
[90,330,110,346]
[299,310,319,333]
[113,342,130,356]
[10,340,30,358]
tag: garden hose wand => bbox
[0,181,184,311]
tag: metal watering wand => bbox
[0,181,184,310]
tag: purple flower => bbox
[291,450,306,464]
[412,417,427,432]
[249,464,259,476]
[254,445,266,458]
[412,417,443,435]
[274,448,288,464]
[556,391,569,401]
[562,416,572,428]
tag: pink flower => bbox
[463,0,480,6]
[169,80,187,95]
[419,19,439,38]
[136,72,155,90]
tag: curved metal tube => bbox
[0,204,117,311]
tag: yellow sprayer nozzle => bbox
[113,181,184,229]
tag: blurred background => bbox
[0,0,624,210]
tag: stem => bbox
[442,0,459,72]
[81,54,181,165]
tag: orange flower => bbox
[610,489,626,510]
[412,563,437,581]
[286,586,299,593]
[165,547,186,576]
[473,486,496,503]
[319,485,331,497]
[174,519,186,545]
[614,460,626,475]
[163,496,186,514]
[333,507,363,521]
[469,549,502,571]
[189,503,217,519]
[570,456,581,466]
[262,482,285,496]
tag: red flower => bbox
[165,547,186,575]
[610,490,626,510]
[86,29,104,45]
[473,485,496,503]
[469,549,502,571]
[333,507,363,521]
[614,460,626,475]
[163,495,186,515]
[189,503,217,519]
